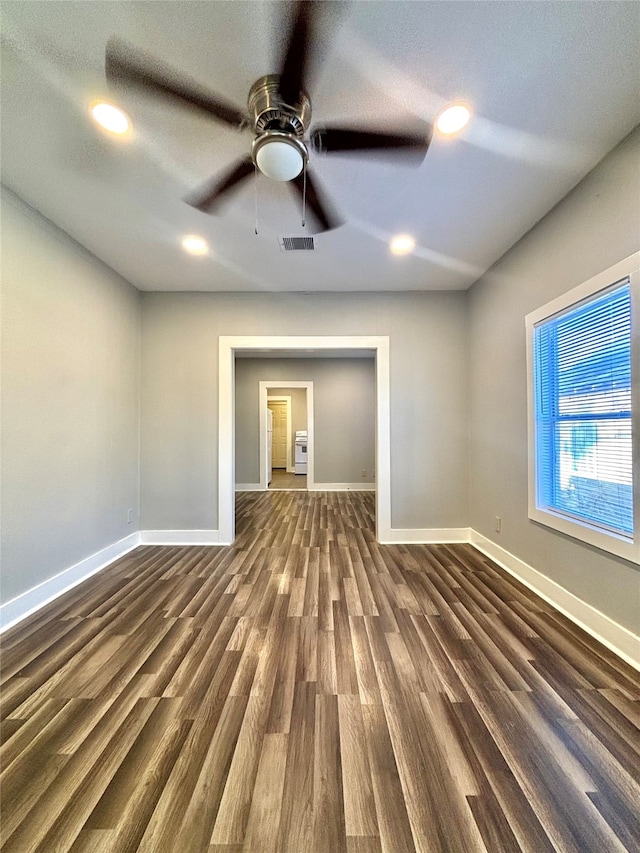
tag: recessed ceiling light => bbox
[435,103,471,136]
[182,235,209,256]
[90,101,131,135]
[390,234,416,255]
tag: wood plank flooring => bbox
[1,491,639,852]
[268,470,307,491]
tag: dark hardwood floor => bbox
[1,491,639,852]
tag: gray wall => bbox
[235,359,375,485]
[468,127,640,634]
[1,191,140,605]
[140,291,469,530]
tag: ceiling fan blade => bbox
[311,125,432,162]
[106,38,249,129]
[290,169,342,232]
[278,1,318,106]
[185,156,255,212]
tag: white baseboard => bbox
[382,527,471,544]
[308,483,376,492]
[139,530,225,546]
[0,532,140,633]
[469,530,640,671]
[0,528,226,632]
[235,483,262,492]
[3,522,636,671]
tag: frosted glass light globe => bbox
[255,139,304,181]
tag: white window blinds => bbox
[533,280,632,537]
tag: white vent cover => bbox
[279,236,315,252]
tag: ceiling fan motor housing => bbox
[249,74,311,180]
[248,74,311,136]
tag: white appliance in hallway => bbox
[294,430,308,475]
[266,408,273,485]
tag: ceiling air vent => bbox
[279,236,315,252]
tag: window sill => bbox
[529,505,639,564]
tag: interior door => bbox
[268,401,288,468]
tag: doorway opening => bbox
[268,395,305,489]
[261,381,313,491]
[267,397,293,482]
[219,336,391,544]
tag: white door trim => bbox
[263,384,313,487]
[219,335,390,544]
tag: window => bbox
[535,284,632,532]
[526,254,639,564]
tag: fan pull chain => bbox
[301,161,307,228]
[254,163,259,235]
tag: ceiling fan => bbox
[105,1,432,232]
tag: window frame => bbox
[525,252,640,564]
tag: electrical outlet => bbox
[362,469,367,478]
[128,508,134,524]
[495,516,501,533]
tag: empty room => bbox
[1,2,639,851]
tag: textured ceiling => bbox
[1,1,639,293]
